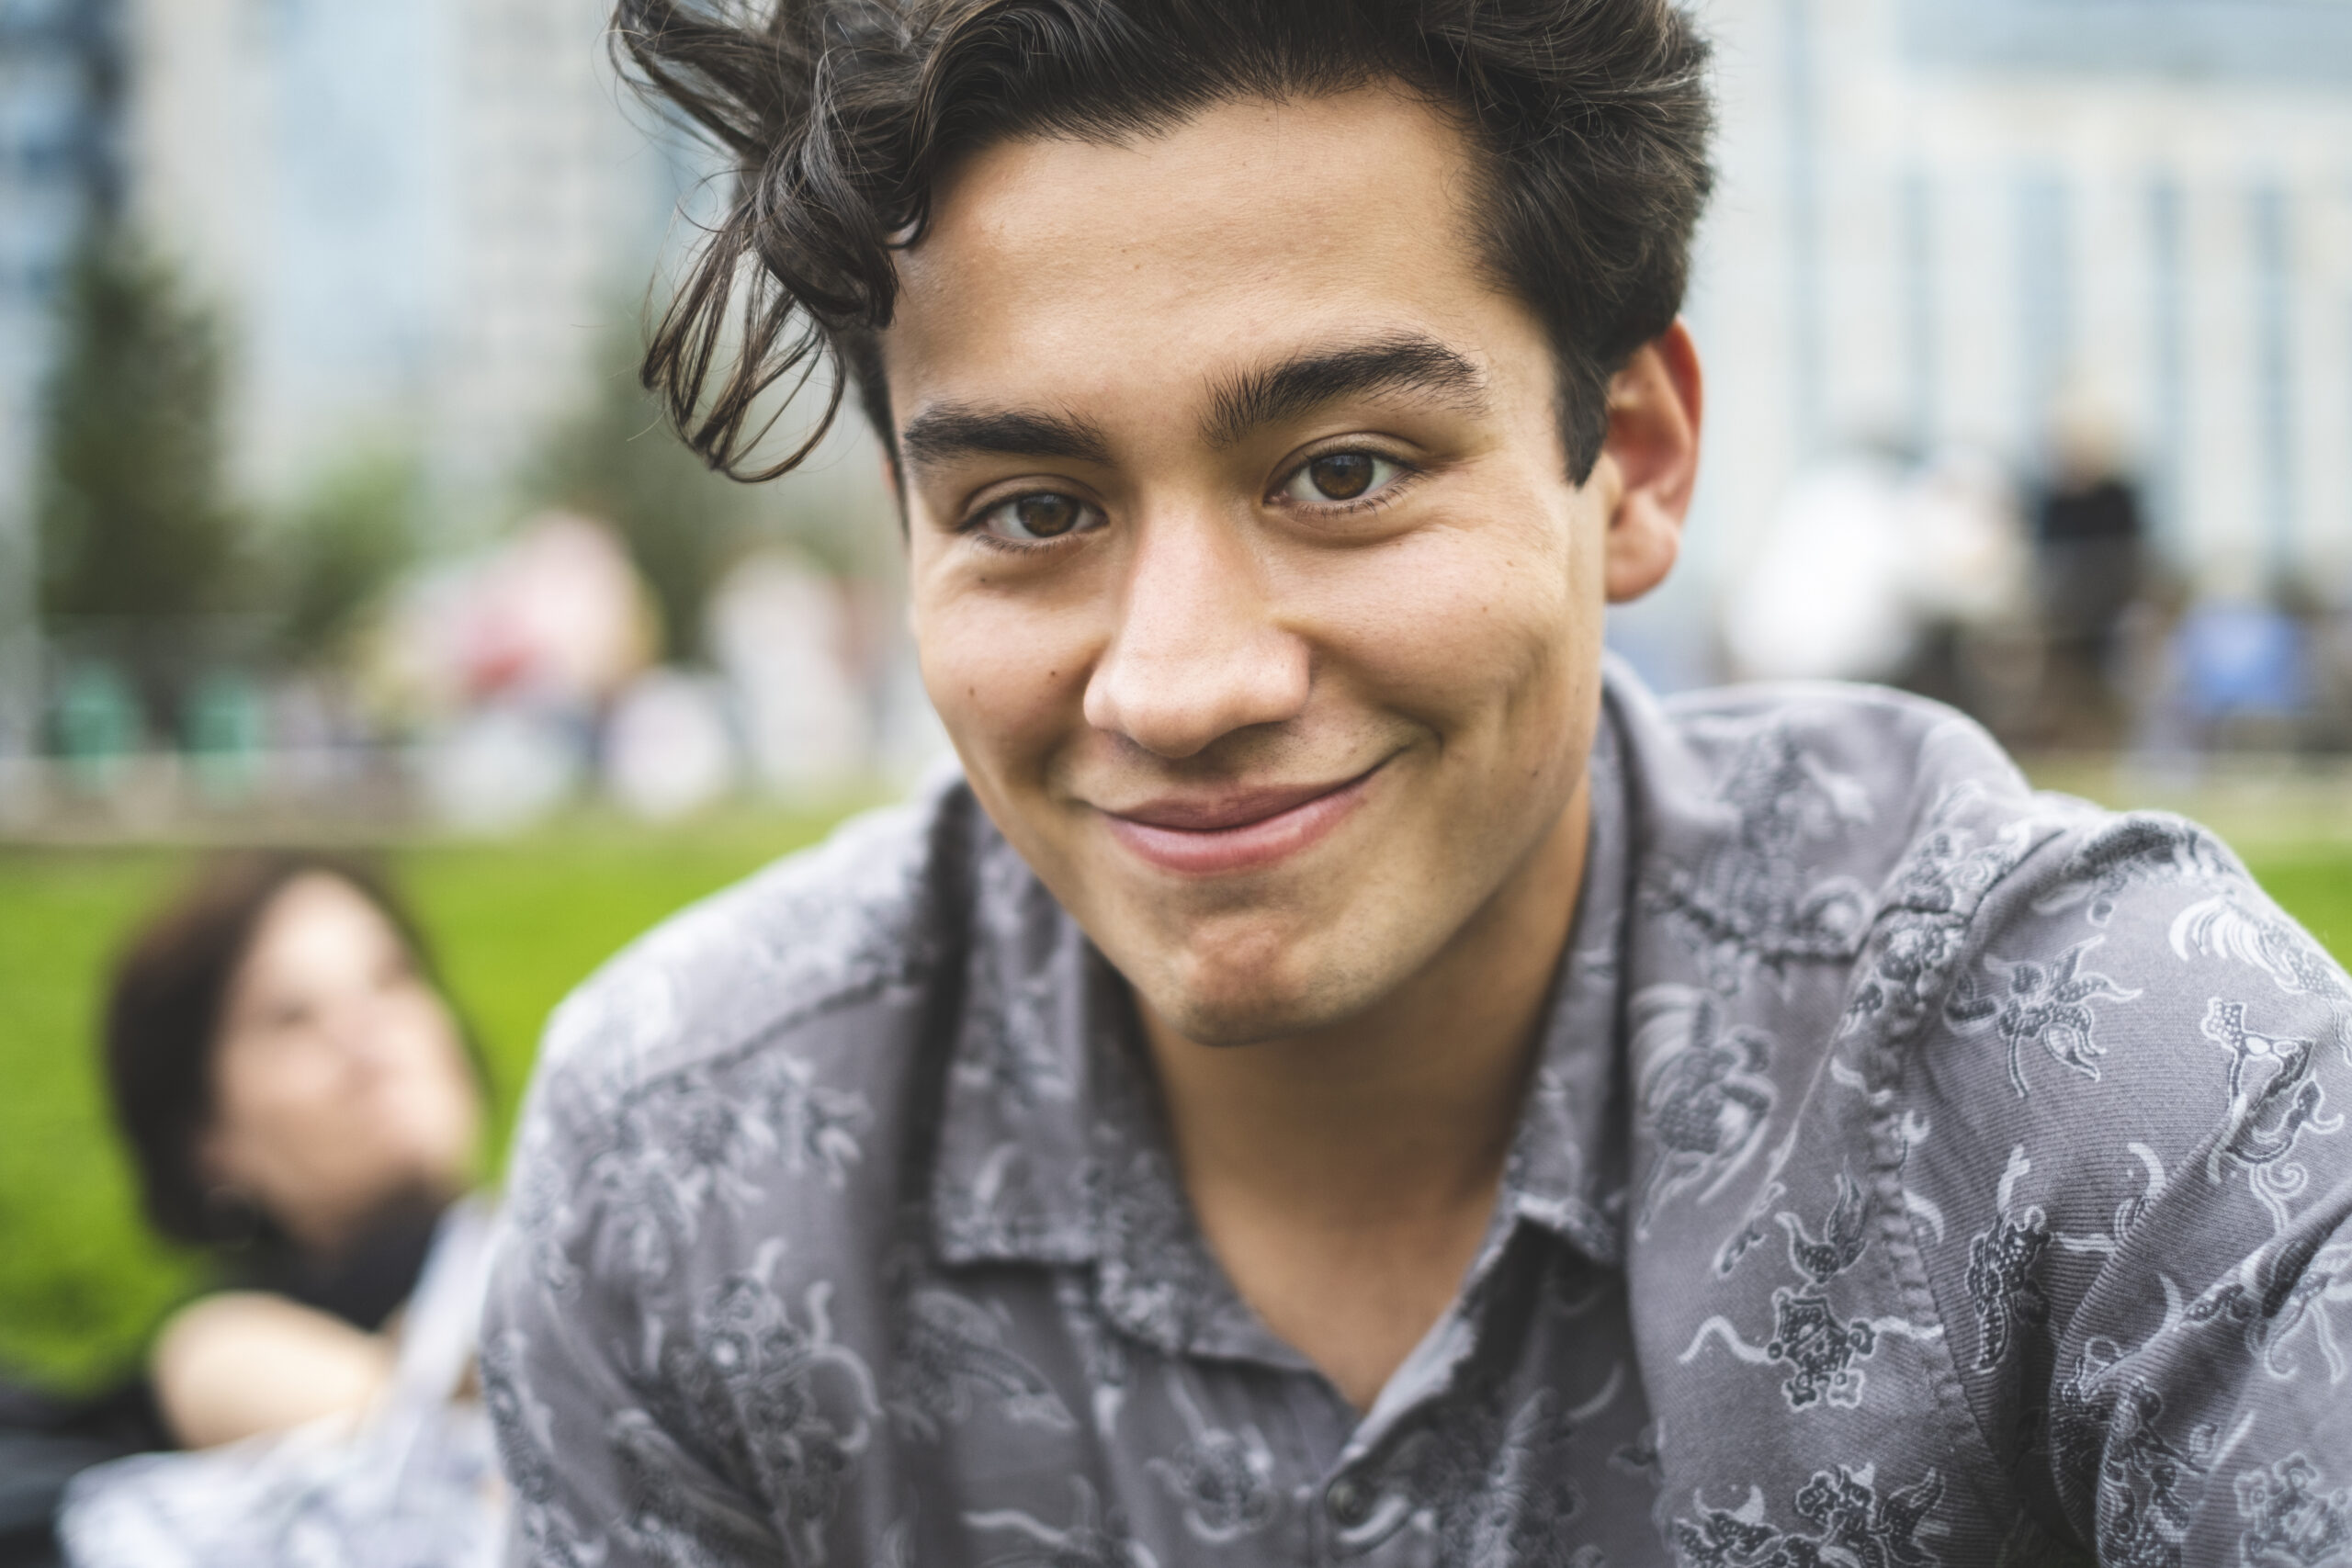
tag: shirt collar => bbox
[928,666,1642,1332]
[1497,698,1634,1267]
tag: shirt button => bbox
[1326,1477,1371,1529]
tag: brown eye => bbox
[1307,453,1374,501]
[1013,494,1081,537]
[977,491,1101,543]
[1279,450,1404,508]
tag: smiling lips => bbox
[1100,764,1382,875]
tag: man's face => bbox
[888,88,1674,1045]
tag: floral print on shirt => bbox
[484,662,2352,1566]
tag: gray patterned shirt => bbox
[483,662,2352,1567]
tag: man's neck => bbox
[1136,779,1592,1407]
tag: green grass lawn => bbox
[3,803,2349,1396]
[0,807,854,1394]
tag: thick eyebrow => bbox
[1202,334,1490,449]
[898,403,1114,471]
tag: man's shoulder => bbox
[1644,675,2241,878]
[1621,673,2267,1007]
[1646,676,2037,832]
[496,779,989,1313]
[1626,675,2065,917]
[530,776,979,1113]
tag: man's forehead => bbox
[881,89,1507,423]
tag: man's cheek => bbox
[1340,595,1570,750]
[1305,519,1570,686]
[917,599,1085,774]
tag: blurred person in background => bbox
[26,852,503,1568]
[1721,441,2030,709]
[2030,394,2148,745]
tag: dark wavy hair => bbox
[104,851,471,1247]
[617,0,1713,486]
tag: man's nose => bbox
[1081,513,1309,759]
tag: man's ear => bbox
[1597,318,1702,604]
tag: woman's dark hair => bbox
[104,851,465,1248]
[618,0,1713,486]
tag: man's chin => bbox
[1083,879,1416,1046]
[1132,948,1387,1050]
[1148,1000,1303,1050]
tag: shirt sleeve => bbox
[1910,812,2352,1563]
[481,1011,792,1568]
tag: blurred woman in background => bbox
[51,852,503,1568]
[107,852,484,1445]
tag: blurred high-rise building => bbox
[126,0,679,509]
[1629,0,2352,682]
[2,0,684,762]
[0,0,119,758]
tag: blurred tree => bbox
[36,228,243,623]
[526,324,753,663]
[271,450,422,664]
